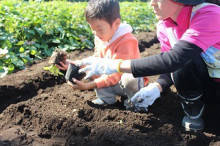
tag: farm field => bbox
[0,31,220,146]
[0,1,156,77]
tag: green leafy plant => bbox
[0,0,157,78]
[44,65,64,76]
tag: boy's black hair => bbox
[85,0,121,26]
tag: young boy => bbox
[58,0,148,108]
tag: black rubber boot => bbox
[179,94,205,131]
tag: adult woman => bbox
[77,0,220,131]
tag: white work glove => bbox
[76,57,120,79]
[131,82,160,112]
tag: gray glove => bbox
[76,57,119,79]
[131,83,160,112]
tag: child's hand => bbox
[56,59,77,71]
[56,61,68,71]
[67,79,96,90]
[57,60,82,71]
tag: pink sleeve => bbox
[157,21,172,52]
[181,6,220,51]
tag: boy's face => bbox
[89,18,120,42]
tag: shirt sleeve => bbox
[131,40,202,77]
[181,5,220,51]
[156,73,173,91]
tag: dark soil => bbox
[0,31,219,146]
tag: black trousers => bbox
[172,55,220,101]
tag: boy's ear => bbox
[115,18,121,27]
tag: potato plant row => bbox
[0,0,157,77]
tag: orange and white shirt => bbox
[92,23,149,89]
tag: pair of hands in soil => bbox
[57,57,161,112]
[77,57,162,112]
[56,60,96,90]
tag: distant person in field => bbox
[57,0,148,108]
[77,0,220,131]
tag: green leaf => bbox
[44,49,53,56]
[41,43,48,49]
[23,56,32,63]
[19,47,25,53]
[0,66,4,73]
[84,39,94,49]
[2,56,10,64]
[17,41,24,46]
[3,40,12,49]
[52,39,61,44]
[34,43,41,48]
[69,46,77,50]
[12,59,24,67]
[22,58,28,64]
[56,26,64,33]
[27,29,35,35]
[8,64,14,72]
[30,46,37,55]
[30,49,36,55]
[34,27,45,36]
[69,38,79,47]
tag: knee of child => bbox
[121,73,139,91]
